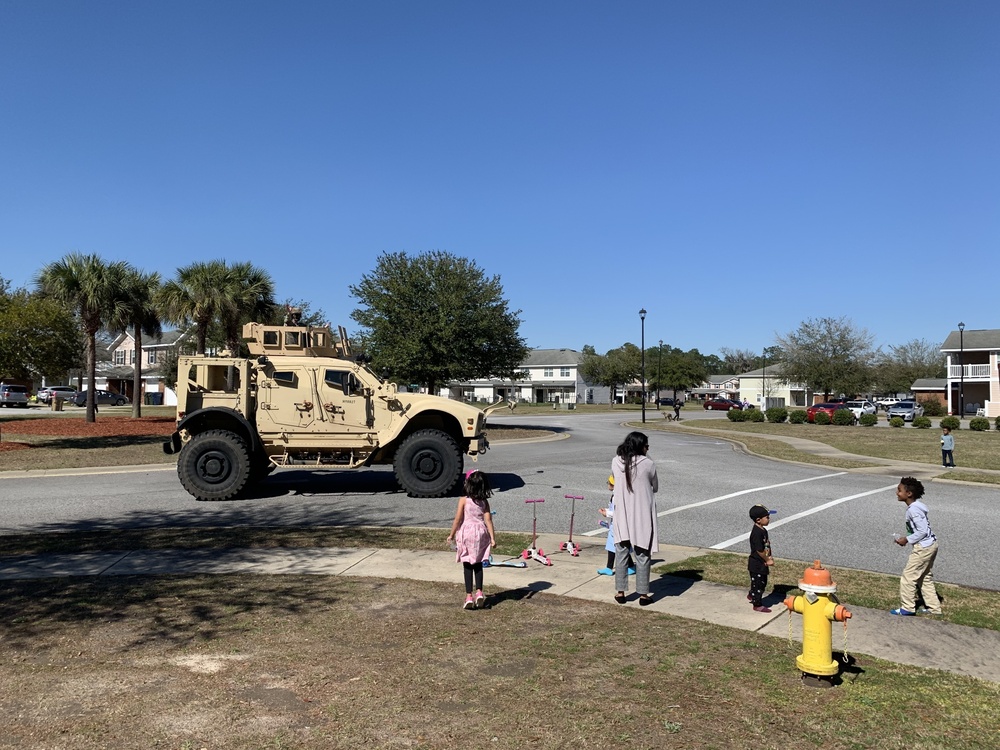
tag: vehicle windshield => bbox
[892,402,915,408]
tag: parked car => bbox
[877,397,903,411]
[703,398,743,411]
[36,385,78,404]
[845,400,877,420]
[73,389,129,407]
[886,400,924,422]
[806,402,854,423]
[0,384,30,408]
[657,397,675,406]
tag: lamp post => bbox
[762,350,767,411]
[958,322,965,419]
[657,339,663,408]
[639,309,647,423]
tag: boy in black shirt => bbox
[747,504,775,612]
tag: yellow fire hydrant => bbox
[784,560,851,677]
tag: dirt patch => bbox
[0,416,175,438]
[0,442,30,452]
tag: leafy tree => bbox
[580,343,642,404]
[872,339,946,395]
[700,353,726,375]
[36,254,131,422]
[350,251,528,394]
[106,269,162,418]
[775,316,877,400]
[0,279,81,381]
[661,348,708,399]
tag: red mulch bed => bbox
[0,417,176,438]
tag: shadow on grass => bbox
[0,574,352,650]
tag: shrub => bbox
[814,411,831,425]
[889,416,905,428]
[727,408,746,422]
[746,408,766,422]
[789,409,808,424]
[969,417,990,431]
[765,407,788,423]
[995,416,1000,431]
[921,400,946,417]
[912,416,932,429]
[859,413,878,427]
[940,416,961,430]
[831,409,855,426]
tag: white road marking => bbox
[581,472,847,536]
[709,484,897,550]
[659,472,846,517]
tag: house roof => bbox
[940,329,1000,352]
[521,349,583,367]
[706,374,738,385]
[108,329,188,351]
[912,378,947,390]
[734,362,787,379]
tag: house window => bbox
[114,350,125,365]
[520,368,530,378]
[560,367,570,377]
[129,349,136,364]
[147,349,157,365]
[544,368,553,377]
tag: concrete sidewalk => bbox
[2,533,998,685]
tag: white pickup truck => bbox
[876,397,903,411]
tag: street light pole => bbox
[639,309,647,423]
[958,322,965,419]
[657,339,663,408]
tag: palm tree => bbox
[158,260,229,354]
[107,269,162,418]
[36,253,131,423]
[219,261,276,354]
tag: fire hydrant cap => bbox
[799,560,837,593]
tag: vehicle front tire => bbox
[393,428,462,498]
[177,429,250,501]
[115,398,126,406]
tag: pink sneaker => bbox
[463,595,475,610]
[753,605,772,613]
[475,590,486,608]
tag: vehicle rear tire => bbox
[393,429,462,498]
[115,398,126,406]
[177,429,250,501]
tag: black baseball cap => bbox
[749,504,774,520]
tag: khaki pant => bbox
[900,541,941,613]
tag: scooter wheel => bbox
[521,550,530,560]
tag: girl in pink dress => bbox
[446,470,497,609]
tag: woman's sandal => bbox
[638,595,654,607]
[614,592,627,605]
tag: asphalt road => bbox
[1,410,997,590]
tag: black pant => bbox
[463,562,483,594]
[942,450,955,467]
[748,567,769,606]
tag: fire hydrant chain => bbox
[842,619,850,663]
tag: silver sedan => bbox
[886,400,925,422]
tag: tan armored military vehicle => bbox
[164,321,505,500]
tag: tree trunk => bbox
[132,327,143,418]
[85,331,97,423]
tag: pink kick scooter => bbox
[559,494,583,556]
[520,498,552,566]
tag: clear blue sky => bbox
[2,2,997,357]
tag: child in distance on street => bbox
[446,470,497,610]
[597,475,634,576]
[747,504,775,612]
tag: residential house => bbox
[446,348,611,405]
[87,330,188,406]
[911,378,947,409]
[941,328,1000,417]
[734,363,812,409]
[691,374,740,402]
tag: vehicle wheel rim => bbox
[195,450,232,485]
[410,449,442,482]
